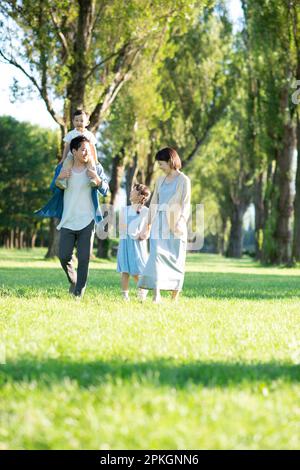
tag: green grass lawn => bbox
[0,248,299,449]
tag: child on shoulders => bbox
[56,109,98,189]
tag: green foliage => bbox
[0,116,59,244]
[159,4,235,158]
[241,0,300,263]
[0,0,208,129]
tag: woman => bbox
[138,147,191,303]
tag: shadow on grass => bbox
[183,271,300,300]
[0,357,299,389]
[1,266,300,300]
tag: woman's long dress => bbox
[138,176,187,291]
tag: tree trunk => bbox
[218,214,227,255]
[226,202,247,258]
[125,153,138,204]
[10,229,14,248]
[96,150,125,259]
[145,135,157,187]
[31,232,37,248]
[96,237,110,258]
[261,159,278,264]
[45,218,60,258]
[262,87,297,265]
[109,151,125,206]
[293,115,300,261]
[274,112,296,264]
[67,0,95,117]
[15,228,19,249]
[19,230,24,249]
[254,172,265,260]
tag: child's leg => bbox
[86,159,98,187]
[171,290,180,302]
[134,275,148,301]
[153,288,161,304]
[90,143,98,164]
[121,272,130,300]
[56,154,73,189]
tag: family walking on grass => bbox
[36,109,191,303]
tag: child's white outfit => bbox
[64,128,97,156]
[56,128,97,189]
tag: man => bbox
[55,135,109,298]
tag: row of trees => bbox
[0,116,58,248]
[0,0,299,263]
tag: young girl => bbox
[117,184,151,301]
[56,109,98,189]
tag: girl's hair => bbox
[73,109,90,119]
[133,183,151,212]
[155,147,182,170]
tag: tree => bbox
[158,3,234,166]
[241,0,299,264]
[0,116,59,248]
[0,0,205,256]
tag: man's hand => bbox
[57,168,71,179]
[87,168,101,186]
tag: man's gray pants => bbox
[59,220,95,297]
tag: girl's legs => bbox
[134,275,148,301]
[171,290,180,302]
[153,288,161,304]
[121,272,130,300]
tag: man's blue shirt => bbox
[35,162,109,222]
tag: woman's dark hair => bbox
[155,147,182,170]
[133,183,151,204]
[70,135,90,152]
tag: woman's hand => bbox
[57,168,72,180]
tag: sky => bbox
[0,0,244,130]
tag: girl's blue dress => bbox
[138,176,187,291]
[117,206,149,275]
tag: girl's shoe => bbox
[56,178,67,190]
[137,288,148,302]
[90,179,98,187]
[122,290,130,301]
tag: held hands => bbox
[139,224,151,240]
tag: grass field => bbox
[0,248,299,449]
